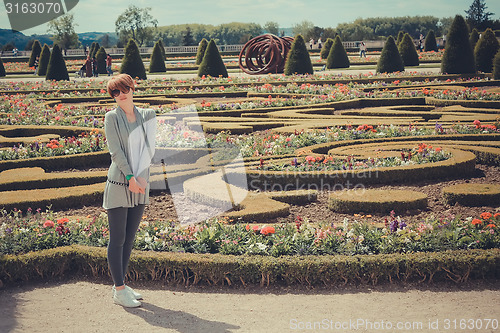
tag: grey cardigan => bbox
[102,106,156,209]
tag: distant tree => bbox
[115,5,158,46]
[465,0,494,31]
[182,27,196,46]
[99,34,112,48]
[47,14,80,50]
[292,21,315,40]
[377,36,404,73]
[197,40,228,78]
[470,28,480,50]
[284,35,313,75]
[474,28,499,72]
[28,40,42,67]
[441,15,476,74]
[120,39,147,79]
[196,38,208,65]
[493,49,500,79]
[399,33,420,66]
[45,44,69,81]
[37,44,51,76]
[264,21,279,36]
[326,36,350,68]
[320,38,334,59]
[321,28,337,40]
[96,47,107,74]
[149,41,166,73]
[424,30,438,52]
[0,56,5,77]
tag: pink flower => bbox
[43,220,55,228]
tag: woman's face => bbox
[113,86,133,104]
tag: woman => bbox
[103,74,156,307]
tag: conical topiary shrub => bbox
[377,36,404,73]
[120,39,147,80]
[28,40,42,67]
[89,42,100,58]
[493,50,500,79]
[157,39,166,59]
[45,44,69,81]
[474,28,500,73]
[326,36,350,69]
[96,47,107,74]
[424,30,438,52]
[284,35,313,75]
[37,44,51,76]
[441,15,476,74]
[396,31,405,46]
[149,41,166,73]
[0,56,5,77]
[320,38,333,59]
[399,33,420,66]
[196,38,208,65]
[197,39,228,78]
[470,28,480,50]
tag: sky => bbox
[1,0,500,35]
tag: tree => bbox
[396,31,405,45]
[292,21,315,40]
[441,15,476,74]
[0,56,5,77]
[198,40,228,78]
[196,38,208,65]
[157,39,166,59]
[493,49,500,79]
[377,36,404,73]
[47,14,80,50]
[320,38,334,59]
[474,28,499,72]
[115,5,158,47]
[470,28,480,50]
[182,27,196,46]
[96,47,107,74]
[424,30,438,52]
[399,33,420,66]
[89,42,100,59]
[99,34,112,48]
[326,36,350,69]
[28,40,42,67]
[284,35,313,75]
[37,44,51,76]
[45,44,69,81]
[120,39,147,79]
[149,41,166,73]
[465,0,494,31]
[264,21,279,36]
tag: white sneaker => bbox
[113,288,141,308]
[112,285,143,300]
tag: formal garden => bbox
[0,15,499,288]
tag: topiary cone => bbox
[120,39,147,80]
[441,15,476,74]
[196,38,208,65]
[326,35,350,69]
[45,44,69,81]
[197,39,228,78]
[474,28,499,73]
[37,44,51,76]
[399,33,419,66]
[284,34,313,76]
[377,36,404,73]
[149,41,167,73]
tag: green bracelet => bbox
[125,174,133,181]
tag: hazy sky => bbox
[2,0,500,35]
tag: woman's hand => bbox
[128,176,145,194]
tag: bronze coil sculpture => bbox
[238,34,294,75]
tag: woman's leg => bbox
[107,207,128,287]
[121,204,145,279]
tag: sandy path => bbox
[1,280,499,333]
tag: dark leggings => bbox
[107,205,145,287]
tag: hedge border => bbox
[442,183,500,206]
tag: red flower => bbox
[57,218,69,225]
[480,212,492,220]
[471,219,482,226]
[260,226,275,236]
[486,224,496,229]
[43,220,55,228]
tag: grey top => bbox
[102,106,156,209]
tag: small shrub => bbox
[399,33,420,66]
[28,40,41,67]
[377,36,404,73]
[493,49,500,79]
[95,47,107,74]
[284,34,313,75]
[45,44,69,81]
[198,40,228,78]
[470,28,480,50]
[37,44,51,76]
[196,38,208,65]
[149,41,167,73]
[320,38,333,59]
[441,15,476,74]
[326,36,350,69]
[424,30,438,52]
[0,56,5,77]
[396,31,405,46]
[120,39,147,80]
[474,28,500,73]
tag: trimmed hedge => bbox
[1,245,499,286]
[377,36,404,73]
[475,28,500,73]
[441,15,476,74]
[326,36,350,69]
[320,38,333,60]
[0,56,4,77]
[196,38,208,65]
[149,41,167,73]
[120,39,147,80]
[284,35,313,76]
[442,183,500,206]
[28,40,41,67]
[399,33,419,67]
[198,40,228,78]
[37,44,50,76]
[95,47,107,74]
[494,49,500,80]
[424,30,438,52]
[45,44,69,81]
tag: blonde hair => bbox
[106,74,135,97]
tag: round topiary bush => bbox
[0,56,5,77]
[441,15,476,74]
[28,40,41,67]
[196,38,208,65]
[45,44,69,81]
[120,39,147,80]
[149,41,166,73]
[376,36,404,73]
[326,36,350,69]
[284,34,313,76]
[320,38,333,60]
[442,183,500,206]
[474,28,500,73]
[470,28,480,50]
[95,47,107,74]
[493,49,500,79]
[424,30,438,52]
[197,39,228,78]
[399,33,420,66]
[328,189,428,214]
[37,44,51,76]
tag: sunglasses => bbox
[110,86,131,97]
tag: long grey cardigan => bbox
[102,106,156,209]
